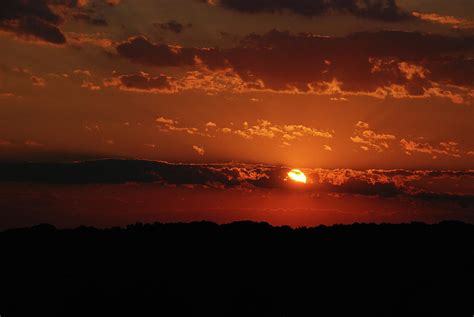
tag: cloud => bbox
[154,20,191,34]
[412,12,474,30]
[231,120,333,146]
[155,117,178,125]
[155,117,208,136]
[398,62,427,80]
[13,17,66,44]
[1,160,472,208]
[151,116,332,146]
[350,121,395,152]
[31,76,46,87]
[104,72,175,93]
[320,177,402,197]
[411,192,474,209]
[104,68,254,95]
[355,121,369,129]
[72,13,108,26]
[0,0,68,44]
[66,32,114,48]
[205,122,217,128]
[0,0,118,44]
[156,117,177,125]
[81,80,101,90]
[84,123,100,132]
[57,0,117,26]
[116,36,199,67]
[400,139,463,159]
[224,30,473,96]
[114,31,474,103]
[193,145,205,156]
[73,69,92,77]
[201,0,411,21]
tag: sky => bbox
[0,0,473,227]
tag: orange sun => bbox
[287,169,307,184]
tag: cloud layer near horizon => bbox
[1,160,473,209]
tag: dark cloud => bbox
[0,0,60,24]
[113,72,174,92]
[224,30,473,92]
[204,0,411,21]
[16,16,66,44]
[319,178,402,197]
[0,0,115,43]
[116,36,199,66]
[154,20,191,34]
[426,57,474,87]
[413,192,474,209]
[1,160,472,208]
[72,13,108,26]
[0,0,66,44]
[115,30,474,99]
[0,160,242,186]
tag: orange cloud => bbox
[156,117,177,125]
[113,31,473,103]
[73,69,92,77]
[153,117,332,147]
[193,145,205,156]
[66,32,114,49]
[412,12,474,30]
[156,117,209,137]
[350,122,396,152]
[231,120,333,146]
[400,139,463,159]
[104,72,176,93]
[31,76,46,87]
[81,80,101,91]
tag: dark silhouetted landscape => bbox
[1,221,473,316]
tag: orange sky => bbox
[0,1,473,228]
[0,0,473,169]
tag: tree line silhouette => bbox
[1,221,473,316]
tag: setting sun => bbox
[287,169,307,184]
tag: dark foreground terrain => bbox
[1,221,473,316]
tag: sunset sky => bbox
[0,0,473,228]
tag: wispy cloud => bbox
[350,121,396,152]
[193,145,205,155]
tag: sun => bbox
[287,169,307,184]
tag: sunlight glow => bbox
[287,169,307,184]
